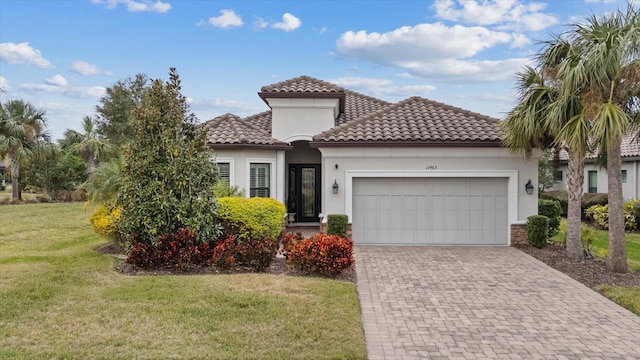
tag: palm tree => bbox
[0,100,55,200]
[553,6,639,272]
[502,64,589,261]
[60,116,117,173]
[83,157,123,207]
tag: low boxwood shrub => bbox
[540,191,568,216]
[326,214,348,237]
[126,228,213,269]
[211,235,278,272]
[288,233,354,277]
[538,199,562,237]
[527,215,549,248]
[217,197,286,240]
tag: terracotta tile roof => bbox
[337,91,392,125]
[260,75,345,93]
[558,133,640,161]
[201,113,290,150]
[312,96,503,144]
[242,110,272,133]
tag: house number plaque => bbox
[425,165,438,170]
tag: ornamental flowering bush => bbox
[211,235,278,272]
[126,228,213,269]
[287,233,354,277]
[280,232,303,259]
[89,205,121,241]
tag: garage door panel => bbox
[353,177,508,245]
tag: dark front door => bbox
[288,164,321,223]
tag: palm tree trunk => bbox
[566,151,584,261]
[606,139,628,273]
[10,155,20,201]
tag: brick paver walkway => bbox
[355,246,640,360]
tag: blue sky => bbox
[0,0,634,141]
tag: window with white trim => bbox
[250,163,270,197]
[218,162,230,184]
[622,169,628,183]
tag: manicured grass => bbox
[551,218,640,271]
[596,285,640,316]
[0,203,367,359]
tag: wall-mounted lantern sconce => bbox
[525,179,534,195]
[335,164,339,169]
[332,180,339,194]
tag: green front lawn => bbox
[551,218,640,271]
[0,203,367,359]
[551,218,640,315]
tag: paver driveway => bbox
[355,246,640,360]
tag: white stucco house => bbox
[202,76,538,245]
[551,134,640,200]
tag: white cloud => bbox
[253,17,269,30]
[313,26,328,34]
[91,0,171,13]
[395,72,415,78]
[19,81,105,98]
[0,76,10,92]
[329,76,436,97]
[584,0,617,3]
[206,9,243,28]
[336,21,532,82]
[271,13,301,32]
[510,33,531,48]
[337,23,511,62]
[433,0,557,32]
[0,42,53,68]
[71,60,111,75]
[45,74,68,87]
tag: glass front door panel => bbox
[301,168,316,217]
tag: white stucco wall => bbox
[317,147,539,227]
[212,149,286,204]
[551,161,640,200]
[266,98,339,142]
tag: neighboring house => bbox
[550,133,640,200]
[203,76,538,245]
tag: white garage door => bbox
[352,178,508,245]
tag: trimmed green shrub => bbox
[326,214,348,237]
[217,197,286,240]
[527,215,549,248]
[211,235,278,272]
[287,233,354,277]
[538,199,562,237]
[540,191,568,216]
[213,182,245,198]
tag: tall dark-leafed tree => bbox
[0,100,55,200]
[60,115,117,173]
[95,73,149,147]
[118,68,221,244]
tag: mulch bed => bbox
[514,242,640,288]
[95,242,357,283]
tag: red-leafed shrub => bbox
[288,234,354,277]
[211,235,278,272]
[280,232,303,258]
[126,228,213,269]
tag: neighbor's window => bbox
[250,163,270,197]
[554,171,563,181]
[218,162,230,184]
[588,171,598,193]
[622,170,628,183]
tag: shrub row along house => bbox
[551,133,640,200]
[203,76,538,245]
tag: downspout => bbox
[635,161,638,199]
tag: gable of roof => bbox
[258,75,347,113]
[201,113,291,150]
[311,96,503,147]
